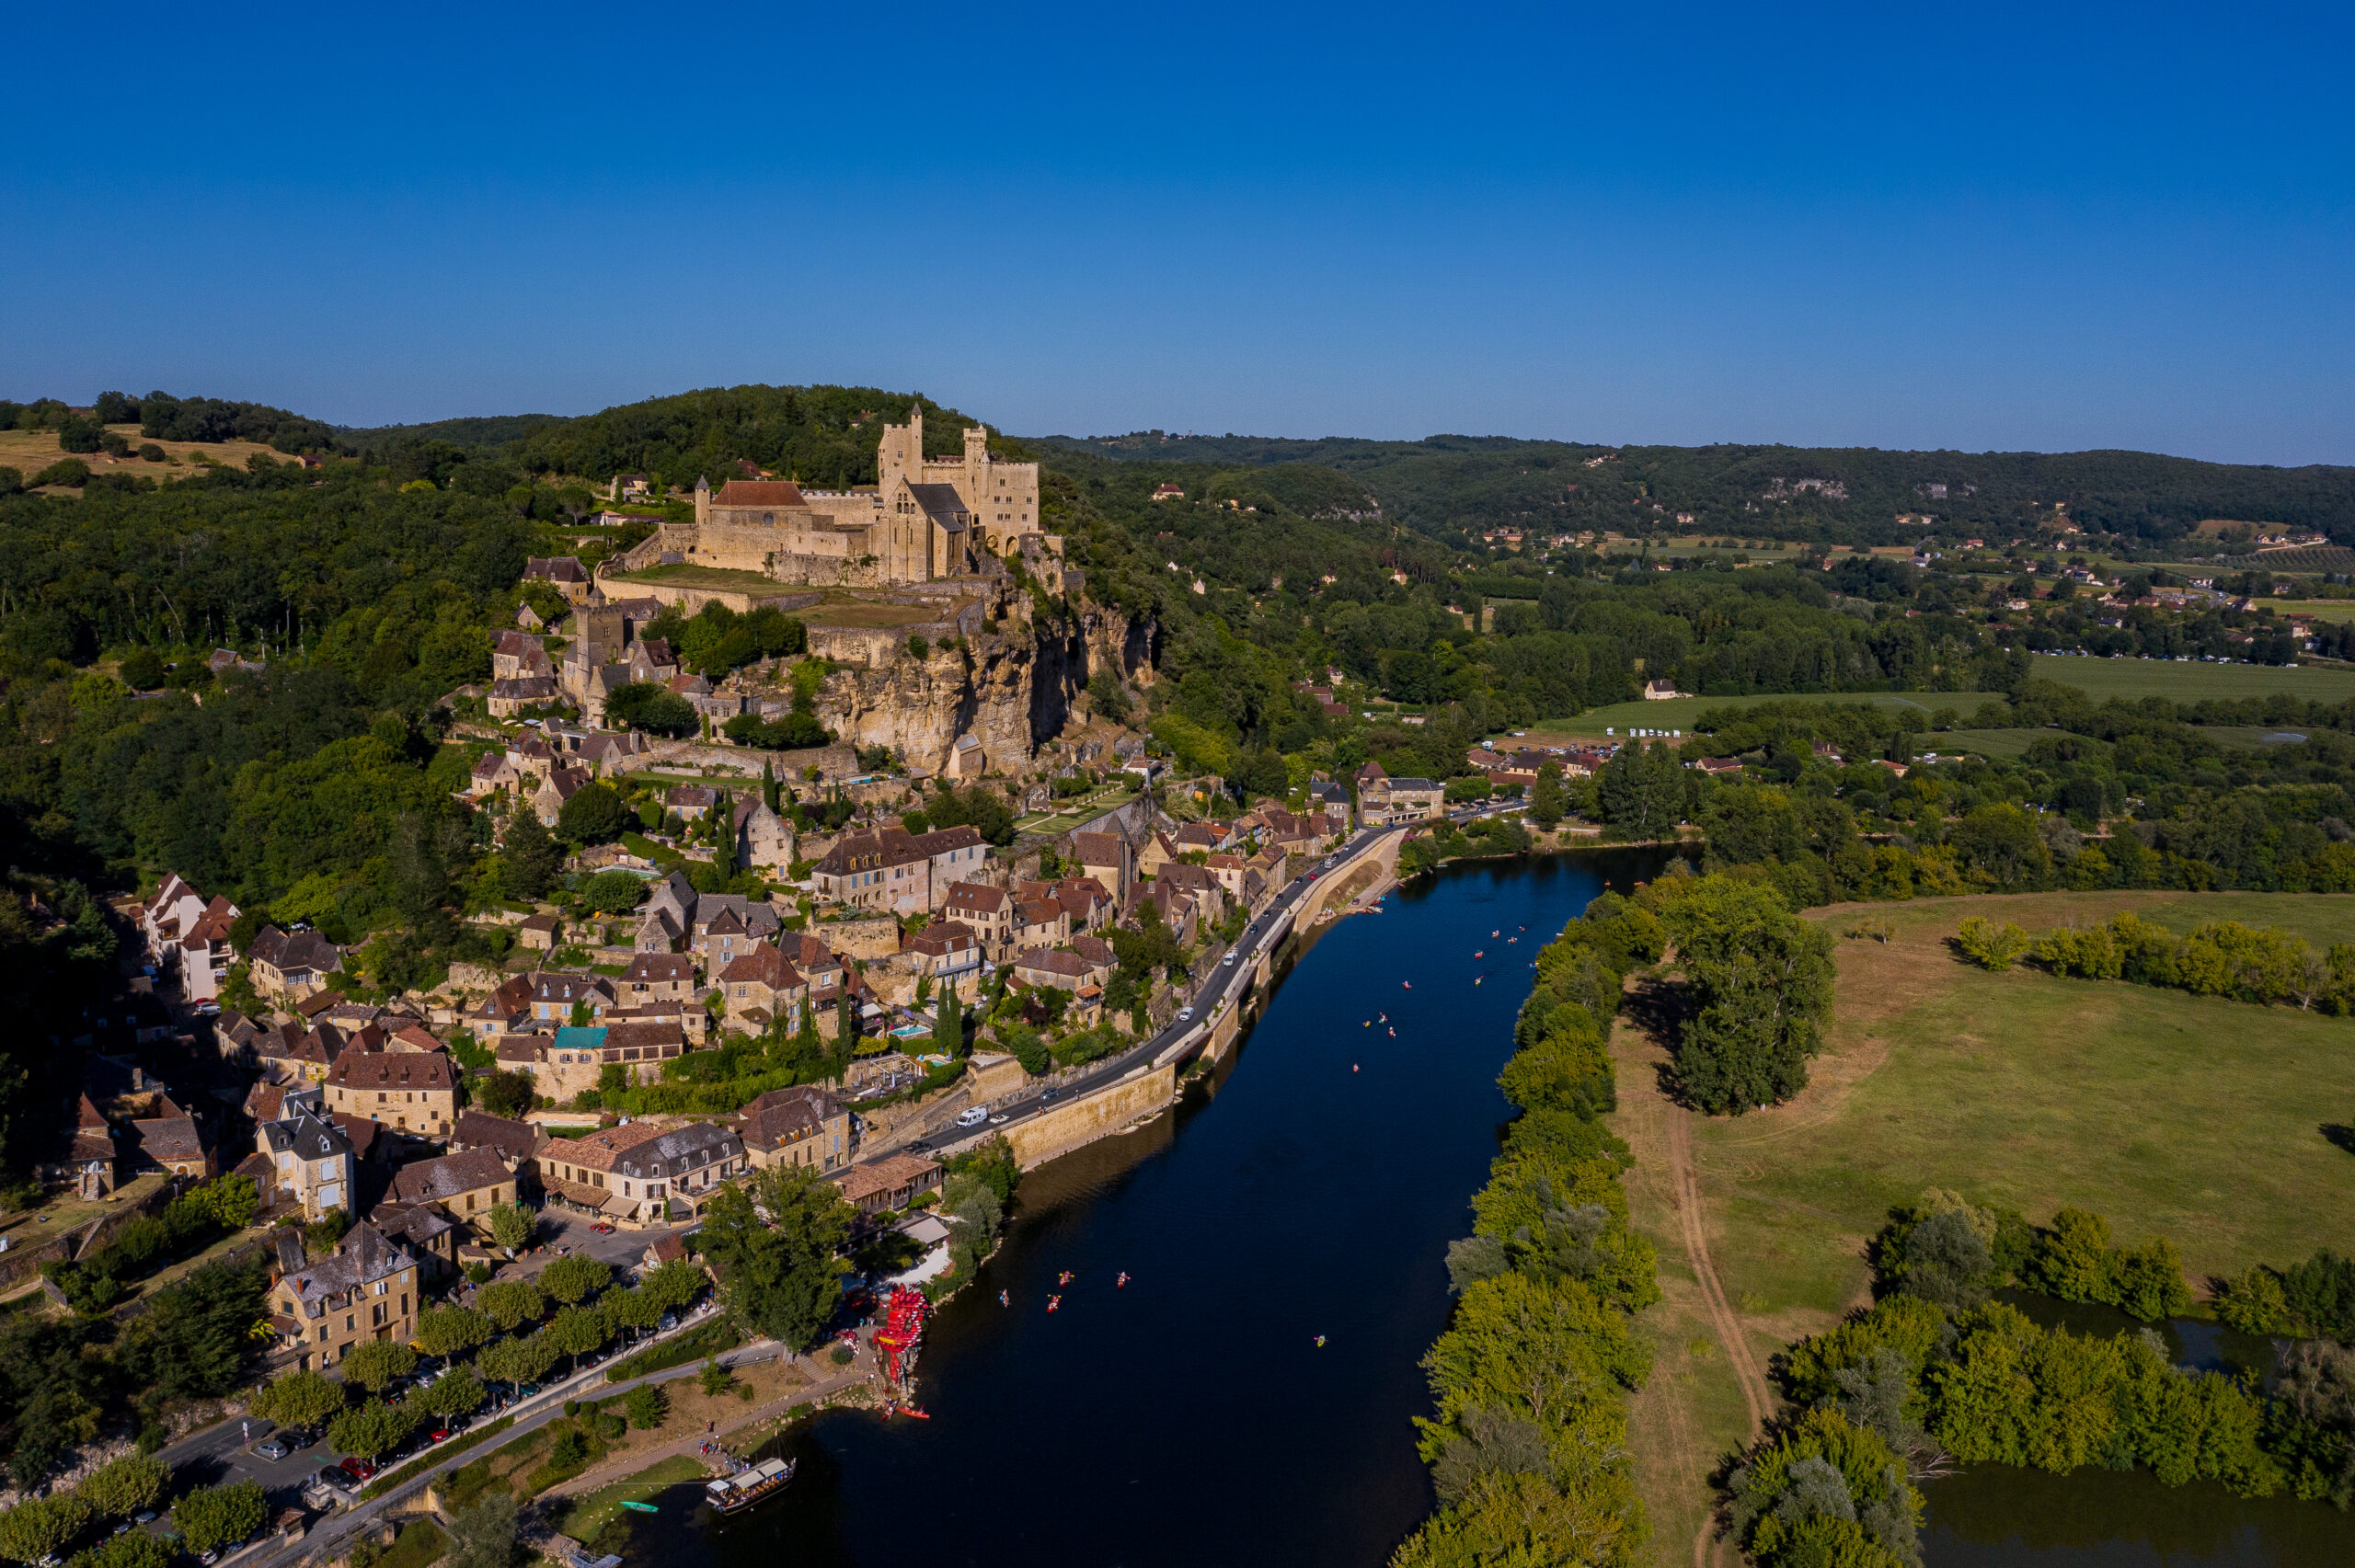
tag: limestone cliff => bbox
[810,599,1158,777]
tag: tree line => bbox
[1389,895,1662,1568]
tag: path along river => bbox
[613,849,2353,1567]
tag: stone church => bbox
[675,403,1050,588]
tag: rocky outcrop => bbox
[811,598,1157,777]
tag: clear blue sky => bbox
[4,3,2349,464]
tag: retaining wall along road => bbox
[1002,1064,1176,1170]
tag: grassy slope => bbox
[1610,889,2355,1566]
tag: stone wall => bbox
[1002,1065,1175,1169]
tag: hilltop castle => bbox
[657,404,1052,588]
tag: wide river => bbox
[618,850,2352,1567]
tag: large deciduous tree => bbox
[1657,875,1834,1114]
[699,1167,851,1351]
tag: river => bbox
[615,849,1658,1567]
[604,847,2354,1566]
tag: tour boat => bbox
[705,1457,795,1515]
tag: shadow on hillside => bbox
[1619,972,1699,1108]
[2323,1123,2355,1157]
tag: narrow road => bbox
[878,825,1404,1162]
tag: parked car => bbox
[338,1456,376,1482]
[659,1313,679,1332]
[592,1223,615,1234]
[428,1426,454,1445]
[255,1436,291,1460]
[286,1428,316,1450]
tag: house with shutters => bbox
[526,972,617,1027]
[942,882,1016,958]
[634,870,781,956]
[255,1114,354,1220]
[247,926,342,1001]
[384,1145,517,1240]
[716,944,809,1035]
[1072,831,1132,901]
[617,953,698,1007]
[810,824,989,915]
[737,1085,852,1173]
[324,1049,457,1136]
[267,1222,421,1371]
[539,1119,745,1226]
[900,921,984,998]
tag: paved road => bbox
[224,1320,798,1568]
[880,825,1404,1162]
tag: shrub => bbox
[1957,915,2031,970]
[623,1383,666,1429]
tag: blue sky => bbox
[4,2,2349,463]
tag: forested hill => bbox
[1032,431,2355,547]
[339,385,993,494]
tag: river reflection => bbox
[1924,1463,2352,1566]
[610,850,1671,1568]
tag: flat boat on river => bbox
[705,1457,795,1514]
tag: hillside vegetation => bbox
[1036,431,2355,548]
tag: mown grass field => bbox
[1707,890,2355,1329]
[2028,652,2355,703]
[2271,599,2355,624]
[1609,889,2355,1566]
[1542,690,2003,739]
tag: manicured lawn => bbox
[2027,652,2355,703]
[1014,782,1141,833]
[1698,890,2355,1336]
[1543,690,2005,738]
[607,564,783,591]
[552,1453,711,1541]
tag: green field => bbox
[1609,889,2355,1564]
[1546,690,2003,738]
[2028,653,2355,702]
[2270,599,2355,623]
[1933,727,2053,760]
[607,563,788,592]
[1712,888,2355,1326]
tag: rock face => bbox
[812,600,1157,776]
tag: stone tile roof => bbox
[388,1145,511,1206]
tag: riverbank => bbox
[610,852,1676,1568]
[1607,889,2355,1567]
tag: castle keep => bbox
[672,404,1050,588]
